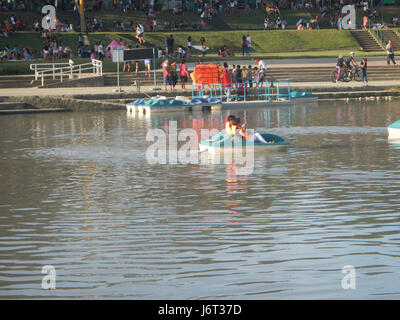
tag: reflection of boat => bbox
[199,132,290,153]
[126,96,222,114]
[191,97,222,108]
[388,137,400,150]
[388,120,400,138]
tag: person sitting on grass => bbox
[218,45,233,57]
[22,46,32,60]
[0,48,8,60]
[177,46,186,59]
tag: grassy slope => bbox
[217,9,313,29]
[0,29,359,53]
[0,29,379,75]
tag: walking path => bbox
[1,80,399,97]
[184,56,396,69]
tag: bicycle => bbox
[331,65,361,83]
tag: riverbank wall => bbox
[0,84,399,114]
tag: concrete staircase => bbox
[381,30,400,51]
[350,30,384,52]
[102,65,400,86]
[2,64,400,89]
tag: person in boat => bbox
[225,115,237,138]
[233,117,268,144]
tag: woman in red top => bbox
[220,62,232,101]
[179,59,189,90]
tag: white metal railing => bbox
[30,60,103,86]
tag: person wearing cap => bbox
[344,52,358,79]
[386,40,396,65]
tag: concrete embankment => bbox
[294,86,400,100]
[0,96,126,113]
[0,101,69,115]
[0,82,399,114]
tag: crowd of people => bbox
[0,13,75,41]
[1,0,399,36]
[0,1,398,63]
[0,14,32,37]
[160,57,269,95]
[0,44,33,60]
[41,31,73,61]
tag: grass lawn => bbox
[217,9,313,29]
[0,29,360,54]
[150,29,359,52]
[0,27,392,75]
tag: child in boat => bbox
[234,117,268,143]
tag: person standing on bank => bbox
[179,59,189,91]
[162,57,170,91]
[144,58,151,77]
[187,36,192,56]
[241,35,248,57]
[167,35,175,57]
[221,62,232,101]
[386,40,396,65]
[360,57,368,87]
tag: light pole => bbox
[79,0,86,32]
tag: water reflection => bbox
[1,99,400,299]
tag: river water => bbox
[1,99,400,299]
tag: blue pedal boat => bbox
[199,132,290,153]
[388,120,400,138]
[127,96,222,114]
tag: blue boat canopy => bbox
[388,120,400,129]
[290,91,317,98]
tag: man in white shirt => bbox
[256,59,267,71]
